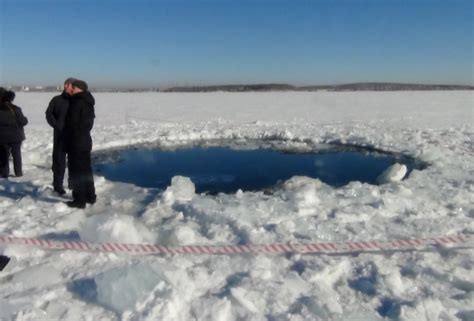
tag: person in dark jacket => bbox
[0,91,28,178]
[0,255,9,271]
[0,87,6,176]
[64,80,96,208]
[46,78,76,195]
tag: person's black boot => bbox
[86,195,97,204]
[54,186,66,195]
[66,200,86,209]
[0,255,10,271]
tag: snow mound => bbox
[376,163,407,184]
[95,263,170,313]
[167,225,207,245]
[161,176,195,205]
[79,214,155,244]
[281,176,323,215]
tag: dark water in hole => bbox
[94,147,422,194]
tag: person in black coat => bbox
[46,78,76,195]
[64,80,96,208]
[0,87,6,177]
[0,91,28,178]
[0,255,9,271]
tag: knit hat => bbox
[64,77,78,85]
[3,91,15,103]
[72,80,88,92]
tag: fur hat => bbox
[72,80,88,92]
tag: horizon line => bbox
[2,81,473,90]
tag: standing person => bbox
[0,91,28,178]
[46,78,76,195]
[0,255,9,271]
[64,80,96,208]
[0,88,7,177]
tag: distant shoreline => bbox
[4,82,473,93]
[162,83,474,93]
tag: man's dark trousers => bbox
[52,136,67,189]
[0,143,22,177]
[9,142,22,177]
[0,145,8,178]
[68,150,96,203]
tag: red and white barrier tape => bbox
[0,234,472,255]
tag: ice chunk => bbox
[161,176,195,205]
[292,184,320,207]
[209,298,234,321]
[457,310,474,321]
[377,163,407,184]
[0,300,15,320]
[167,225,204,245]
[282,176,321,215]
[340,311,384,321]
[193,298,234,321]
[12,265,62,289]
[159,217,208,246]
[79,214,155,244]
[230,287,260,313]
[400,298,444,321]
[95,263,169,313]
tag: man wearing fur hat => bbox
[63,80,96,208]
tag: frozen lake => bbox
[0,91,471,321]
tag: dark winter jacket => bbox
[45,92,70,140]
[0,103,28,144]
[63,91,95,152]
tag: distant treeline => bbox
[163,82,474,92]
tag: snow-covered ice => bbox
[0,91,473,320]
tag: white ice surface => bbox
[0,91,472,320]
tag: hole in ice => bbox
[94,143,427,194]
[41,231,80,241]
[349,263,378,296]
[349,275,377,296]
[456,310,474,321]
[67,278,98,303]
[214,272,250,298]
[377,297,401,319]
[290,261,306,275]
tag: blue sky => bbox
[0,0,472,88]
